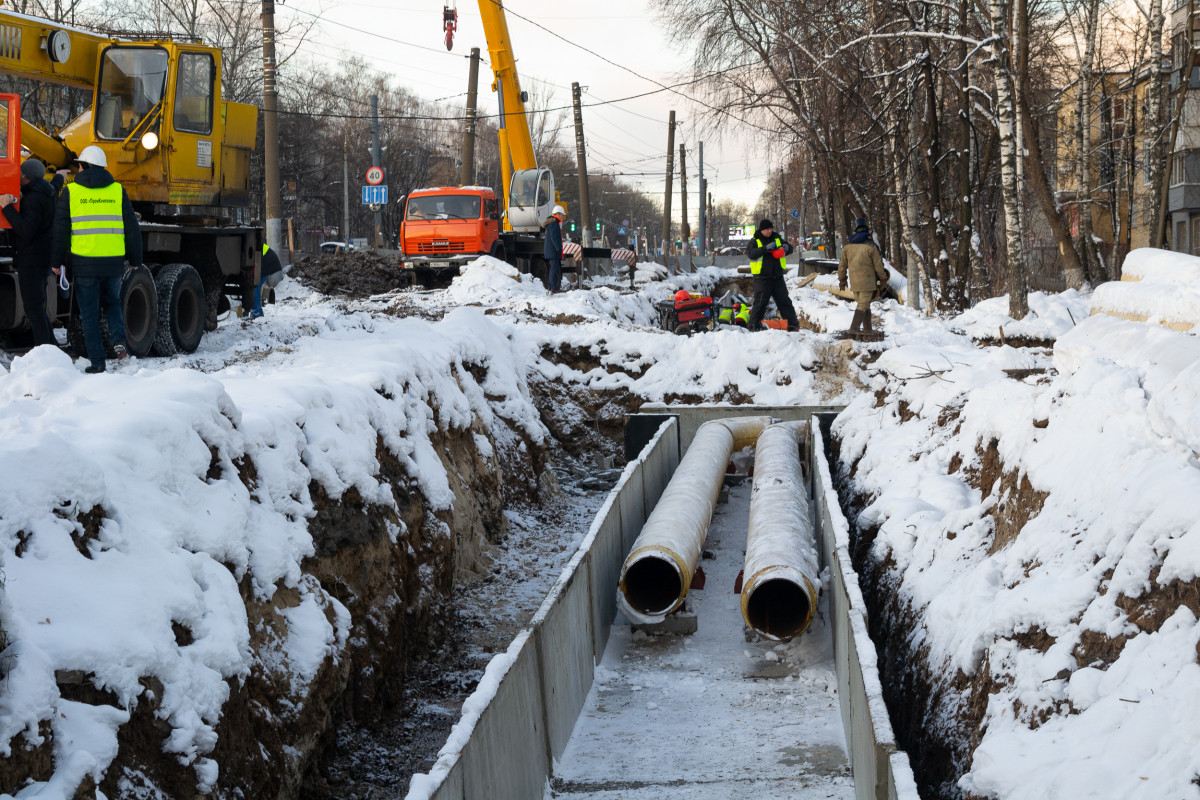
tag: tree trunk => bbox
[990,0,1029,319]
[1146,0,1167,248]
[922,59,956,308]
[1075,0,1104,284]
[1014,0,1087,289]
[956,1,976,309]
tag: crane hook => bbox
[443,3,458,51]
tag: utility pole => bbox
[780,165,787,240]
[261,0,282,254]
[572,82,593,247]
[343,138,350,248]
[708,191,714,247]
[679,144,689,259]
[698,142,706,257]
[778,166,784,238]
[662,111,676,265]
[371,95,382,251]
[460,47,480,186]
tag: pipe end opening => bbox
[622,557,683,617]
[746,578,813,641]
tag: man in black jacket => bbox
[745,218,798,331]
[0,159,65,346]
[50,145,143,373]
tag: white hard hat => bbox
[552,205,565,216]
[76,145,107,168]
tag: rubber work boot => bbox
[863,310,873,333]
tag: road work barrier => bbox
[617,415,772,622]
[405,406,917,800]
[741,421,820,641]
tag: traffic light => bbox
[569,221,576,232]
[594,222,601,231]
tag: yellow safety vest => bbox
[749,236,786,275]
[69,183,125,258]
[262,243,269,255]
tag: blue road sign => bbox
[362,185,388,204]
[791,208,800,218]
[618,226,627,235]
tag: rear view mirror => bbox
[489,212,500,220]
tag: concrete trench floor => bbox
[546,480,855,799]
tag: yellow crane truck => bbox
[0,8,260,356]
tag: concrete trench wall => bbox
[408,406,918,800]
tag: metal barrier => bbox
[811,416,919,800]
[405,406,918,800]
[405,418,681,800]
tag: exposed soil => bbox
[299,379,625,800]
[290,252,411,298]
[828,409,1054,800]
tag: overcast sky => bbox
[279,0,775,217]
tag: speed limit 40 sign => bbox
[365,166,385,185]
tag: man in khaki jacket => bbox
[837,217,889,336]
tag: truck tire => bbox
[152,263,205,356]
[66,266,159,358]
[490,242,507,263]
[121,266,158,357]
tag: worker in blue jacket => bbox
[543,204,565,292]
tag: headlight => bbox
[140,131,159,151]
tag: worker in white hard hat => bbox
[50,144,144,373]
[542,204,566,292]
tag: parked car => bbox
[319,241,354,255]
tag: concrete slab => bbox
[546,481,854,800]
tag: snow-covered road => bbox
[547,480,853,800]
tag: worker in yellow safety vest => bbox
[50,145,144,373]
[744,219,798,331]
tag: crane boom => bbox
[0,10,109,90]
[477,0,535,173]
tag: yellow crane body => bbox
[0,9,256,208]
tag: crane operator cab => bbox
[506,167,555,233]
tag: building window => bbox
[1144,141,1153,184]
[1176,220,1187,251]
[1191,216,1200,256]
[1171,153,1186,186]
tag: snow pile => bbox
[950,290,1091,342]
[1092,247,1200,330]
[0,305,548,798]
[834,312,1200,798]
[443,256,547,305]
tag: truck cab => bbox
[400,186,504,276]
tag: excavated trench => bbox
[296,373,639,800]
[0,268,876,799]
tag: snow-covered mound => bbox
[834,312,1200,799]
[1092,247,1200,331]
[444,256,547,304]
[950,290,1091,342]
[0,304,547,798]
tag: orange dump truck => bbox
[399,185,610,288]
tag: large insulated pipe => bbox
[619,416,773,622]
[741,422,820,641]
